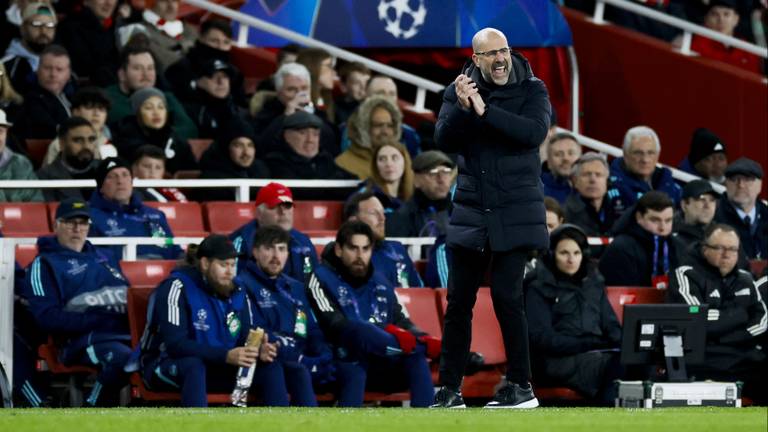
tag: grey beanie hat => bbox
[130,87,167,114]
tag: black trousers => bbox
[438,245,531,390]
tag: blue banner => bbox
[238,0,573,48]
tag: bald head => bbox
[471,28,513,86]
[472,28,507,52]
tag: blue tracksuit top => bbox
[235,260,331,362]
[229,220,318,281]
[141,266,254,366]
[23,236,130,353]
[88,190,183,261]
[609,157,682,206]
[373,240,423,288]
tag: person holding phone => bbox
[431,27,551,409]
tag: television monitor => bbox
[621,304,708,382]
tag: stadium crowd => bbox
[0,0,765,409]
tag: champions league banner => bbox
[238,0,573,48]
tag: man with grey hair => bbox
[564,152,626,237]
[253,62,312,132]
[254,62,339,156]
[542,132,581,203]
[229,182,319,281]
[609,125,681,206]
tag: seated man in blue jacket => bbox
[343,191,423,287]
[609,126,682,206]
[140,234,280,407]
[235,225,335,406]
[23,198,132,406]
[88,157,182,261]
[230,182,318,281]
[305,221,440,407]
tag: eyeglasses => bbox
[271,202,293,210]
[703,244,739,254]
[474,47,511,57]
[628,149,658,158]
[423,167,454,178]
[58,218,91,229]
[28,20,56,29]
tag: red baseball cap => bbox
[255,182,293,208]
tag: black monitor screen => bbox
[621,304,708,366]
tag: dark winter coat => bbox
[714,194,768,260]
[164,40,247,106]
[264,146,353,180]
[113,115,198,173]
[12,84,72,140]
[598,209,678,287]
[563,191,626,237]
[435,53,550,252]
[385,189,451,238]
[57,7,119,85]
[526,259,621,357]
[198,140,270,201]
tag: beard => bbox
[64,149,95,171]
[209,276,235,297]
[27,39,51,54]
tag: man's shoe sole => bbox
[483,397,539,409]
[429,403,467,409]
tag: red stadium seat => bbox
[46,202,58,228]
[293,201,344,231]
[187,139,213,162]
[436,287,505,398]
[37,336,97,406]
[395,288,442,338]
[750,260,767,278]
[144,202,207,237]
[15,244,39,268]
[605,286,667,324]
[413,260,427,282]
[24,139,52,169]
[0,203,51,237]
[120,260,177,289]
[203,201,255,234]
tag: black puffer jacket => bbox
[435,52,550,252]
[113,116,198,173]
[526,259,622,356]
[599,208,678,287]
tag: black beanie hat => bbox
[689,128,726,166]
[95,157,132,190]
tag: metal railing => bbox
[593,0,768,58]
[557,127,727,194]
[0,178,359,202]
[3,236,437,262]
[183,0,444,112]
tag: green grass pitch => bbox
[1,407,766,432]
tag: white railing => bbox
[0,178,359,202]
[557,127,727,194]
[183,0,444,112]
[5,236,437,262]
[593,0,768,58]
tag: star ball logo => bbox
[377,0,427,40]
